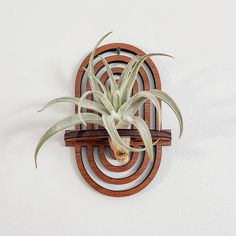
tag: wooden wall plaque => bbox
[64,43,171,197]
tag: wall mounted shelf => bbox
[64,43,172,197]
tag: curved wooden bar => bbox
[99,148,138,173]
[85,144,149,185]
[75,144,163,197]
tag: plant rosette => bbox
[34,32,183,168]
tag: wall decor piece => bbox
[35,32,183,197]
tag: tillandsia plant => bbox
[34,31,183,168]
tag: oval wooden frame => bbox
[64,43,171,197]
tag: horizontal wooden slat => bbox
[64,129,171,146]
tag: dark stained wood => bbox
[85,143,149,185]
[65,42,170,197]
[75,144,162,197]
[64,129,171,143]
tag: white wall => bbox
[0,0,236,235]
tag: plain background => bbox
[0,0,236,235]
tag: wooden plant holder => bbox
[64,43,172,197]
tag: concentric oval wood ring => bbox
[65,43,171,197]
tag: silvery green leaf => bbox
[38,97,80,112]
[118,91,162,130]
[88,31,113,101]
[102,114,145,153]
[34,113,103,168]
[120,53,173,102]
[38,96,108,115]
[99,56,118,90]
[118,56,140,89]
[83,67,111,101]
[150,89,183,137]
[129,115,154,161]
[78,90,115,125]
[118,88,183,137]
[99,56,119,110]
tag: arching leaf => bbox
[99,56,120,110]
[38,96,108,115]
[150,89,183,137]
[34,113,103,168]
[120,53,173,102]
[129,116,154,161]
[78,90,115,125]
[88,31,113,101]
[118,56,140,89]
[83,67,111,101]
[118,91,162,130]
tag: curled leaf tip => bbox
[160,53,174,59]
[34,158,38,169]
[37,104,48,112]
[166,54,175,59]
[179,131,183,138]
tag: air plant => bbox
[34,31,183,168]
